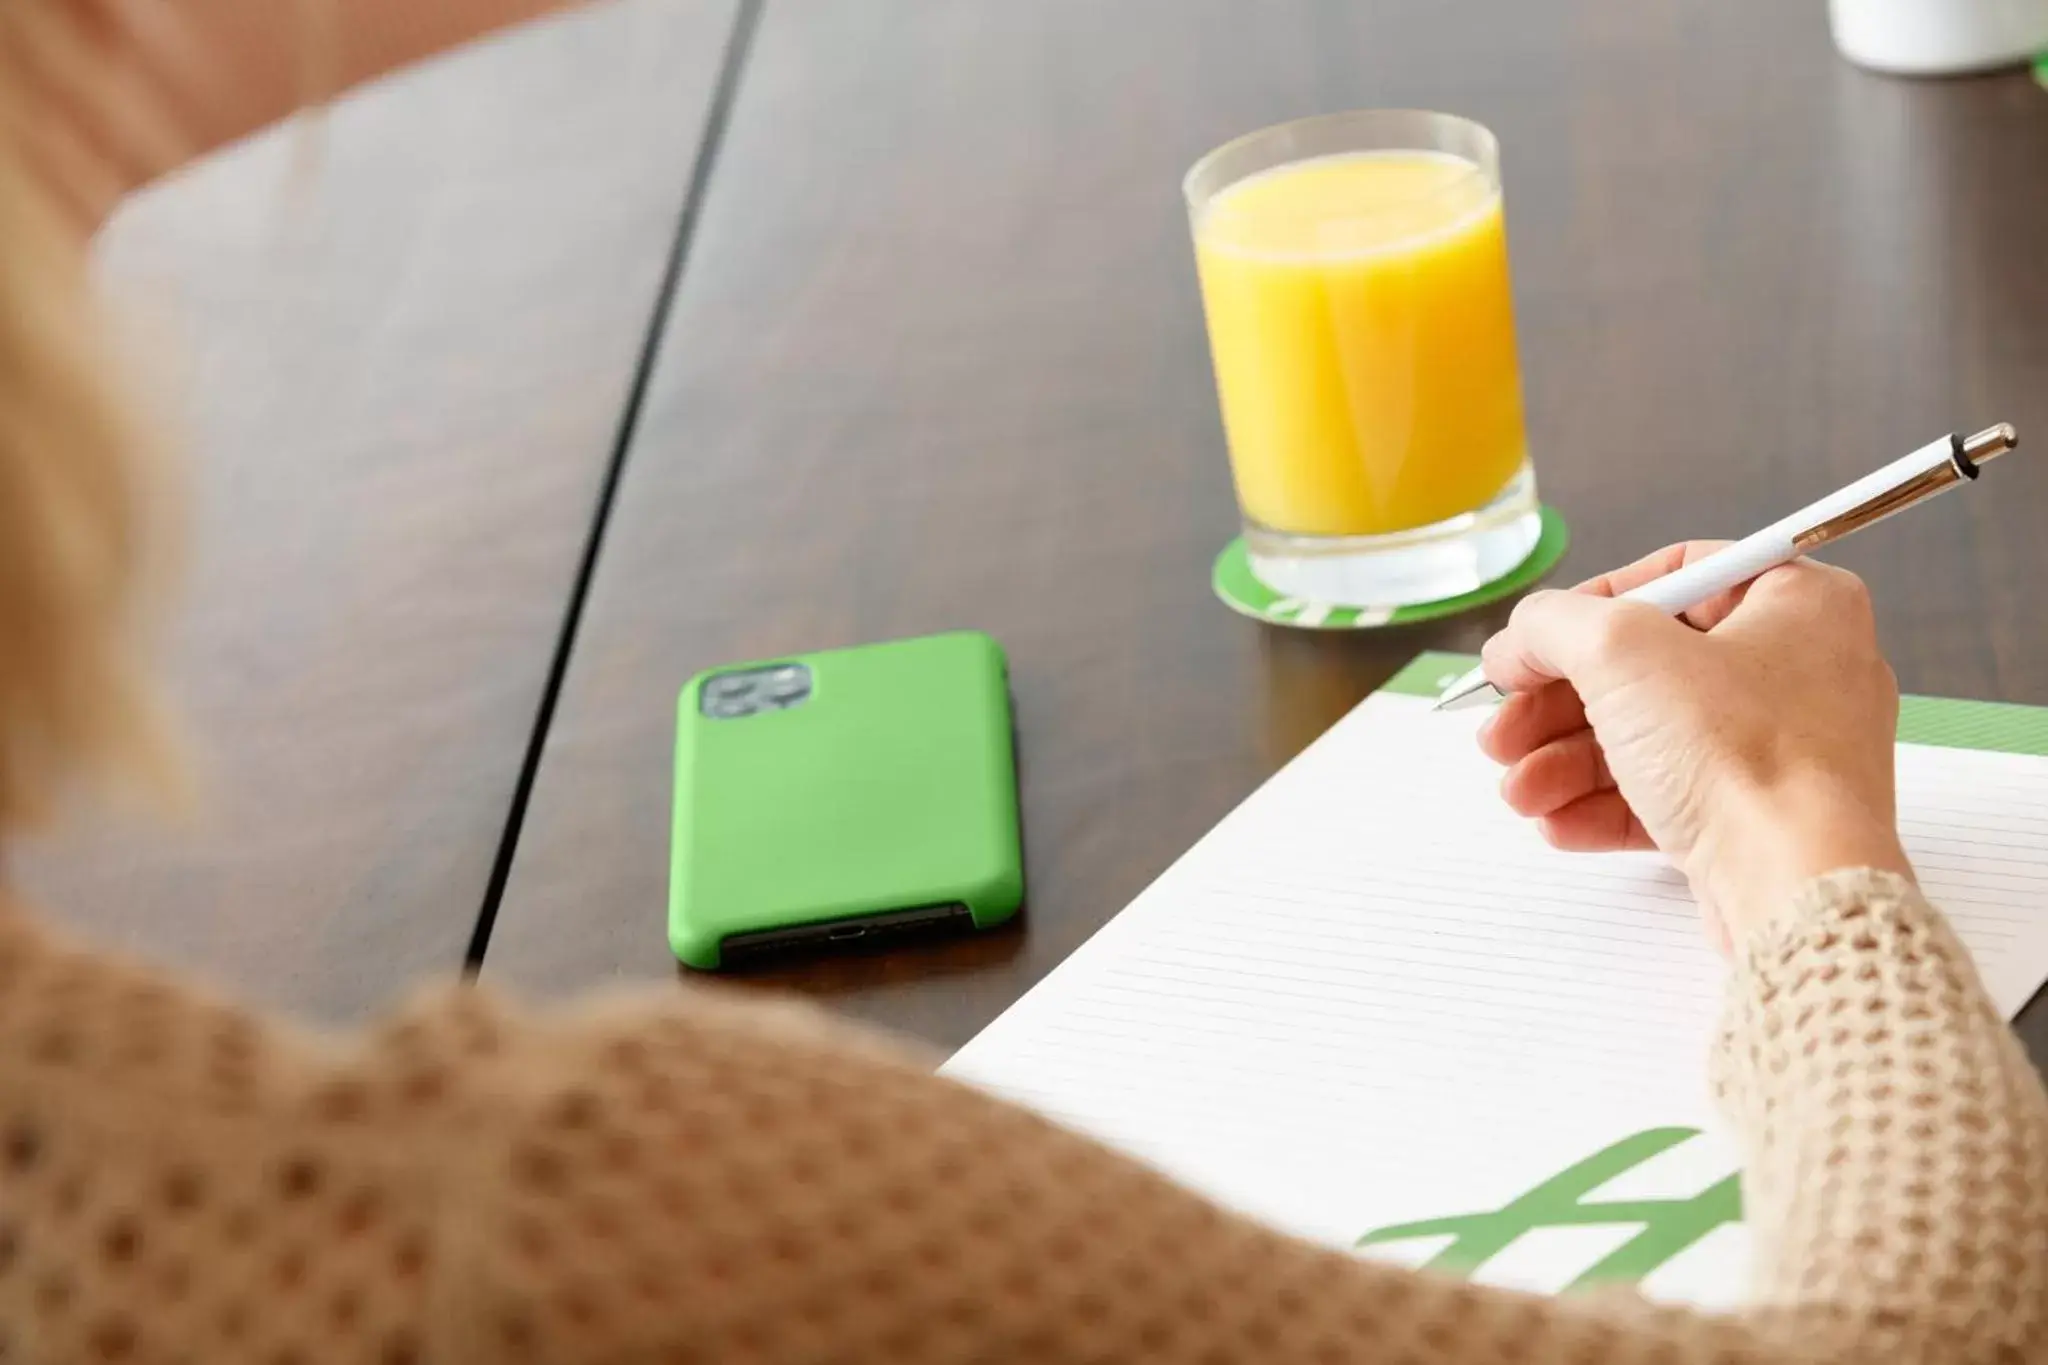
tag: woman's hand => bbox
[1477,543,1911,950]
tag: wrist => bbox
[1692,779,1911,941]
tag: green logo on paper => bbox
[1355,1128,1741,1290]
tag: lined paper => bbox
[943,690,2048,1308]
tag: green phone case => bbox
[669,630,1024,969]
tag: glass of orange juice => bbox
[1187,110,1542,607]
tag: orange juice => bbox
[1194,151,1529,538]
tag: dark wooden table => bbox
[483,0,2048,1053]
[43,0,2042,1047]
[17,0,742,1022]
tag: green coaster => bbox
[1212,505,1569,629]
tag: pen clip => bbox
[1790,442,1968,554]
[1791,425,2018,554]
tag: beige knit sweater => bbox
[1,868,2044,1364]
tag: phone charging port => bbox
[718,903,975,968]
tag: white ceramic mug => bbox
[1830,0,2048,73]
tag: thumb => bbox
[1481,590,1683,699]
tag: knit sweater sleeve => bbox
[1,870,2041,1363]
[447,869,2048,1365]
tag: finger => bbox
[1480,589,1676,697]
[1573,540,1748,631]
[1677,578,1753,634]
[1536,790,1655,854]
[1724,557,1872,628]
[1500,730,1612,818]
[1573,541,1732,598]
[1478,680,1587,765]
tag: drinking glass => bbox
[1187,110,1541,607]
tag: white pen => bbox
[1434,423,2022,712]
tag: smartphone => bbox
[669,629,1024,969]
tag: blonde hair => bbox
[0,53,180,831]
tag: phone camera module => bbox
[701,664,810,717]
[701,673,759,718]
[762,665,812,706]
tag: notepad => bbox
[943,652,2048,1309]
